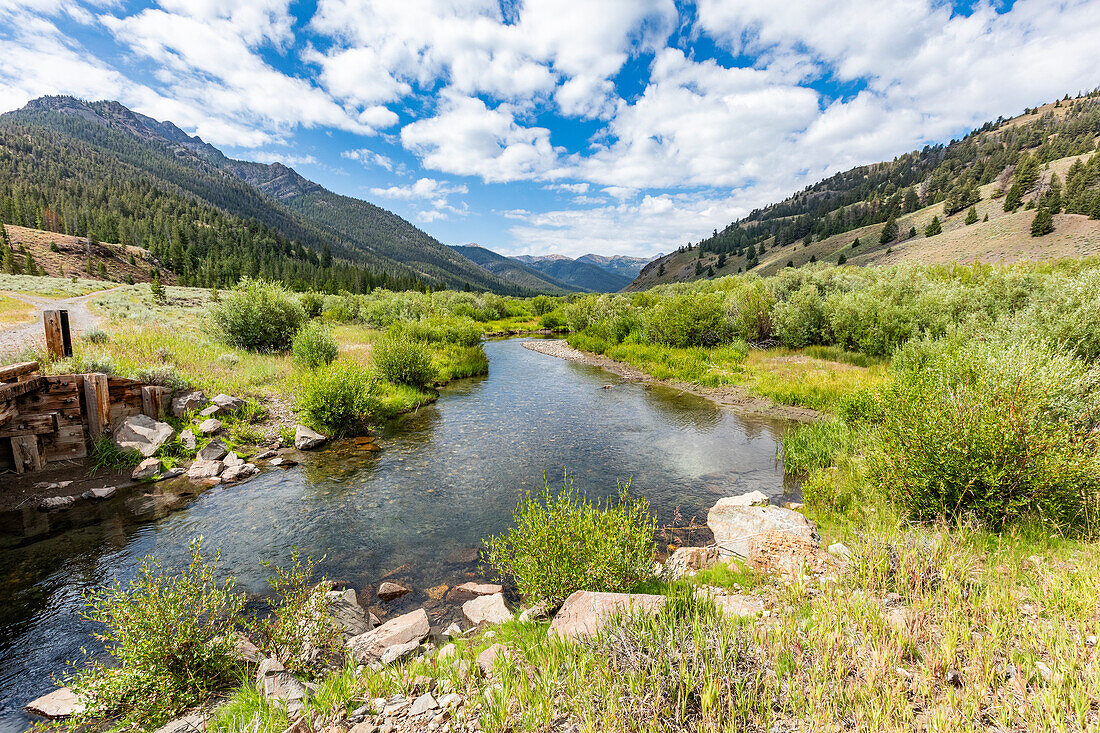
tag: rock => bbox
[199,405,219,418]
[347,608,430,663]
[197,438,228,461]
[230,634,263,664]
[707,495,819,558]
[295,425,327,450]
[947,669,963,687]
[462,593,511,627]
[132,457,163,481]
[380,639,421,665]
[723,490,770,507]
[828,542,851,559]
[518,600,550,624]
[212,394,245,412]
[1087,635,1097,647]
[377,581,411,601]
[157,468,186,481]
[221,463,258,483]
[453,582,503,599]
[171,391,207,417]
[152,710,209,733]
[443,622,463,638]
[548,590,762,640]
[113,414,176,457]
[254,449,277,461]
[437,643,457,660]
[82,486,117,500]
[187,460,223,479]
[326,588,372,636]
[24,687,84,719]
[197,419,222,436]
[38,496,76,512]
[223,452,244,468]
[785,502,805,510]
[256,657,285,685]
[180,429,197,450]
[264,671,309,706]
[409,693,438,716]
[748,532,827,576]
[270,456,298,468]
[426,584,449,600]
[476,644,508,676]
[666,546,718,580]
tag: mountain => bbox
[512,254,632,292]
[575,253,652,280]
[631,92,1100,289]
[449,245,583,294]
[0,96,515,293]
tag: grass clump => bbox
[371,335,438,388]
[295,360,378,437]
[872,337,1100,532]
[65,540,244,730]
[483,473,657,606]
[292,321,338,369]
[209,277,304,352]
[89,435,142,472]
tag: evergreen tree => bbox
[657,261,665,276]
[716,252,726,268]
[24,251,36,275]
[1,245,14,274]
[851,237,861,248]
[150,271,167,303]
[879,214,898,244]
[809,254,817,263]
[1031,207,1054,236]
[786,260,793,267]
[965,206,978,225]
[694,260,702,276]
[837,252,847,265]
[925,216,942,236]
[706,266,714,277]
[908,226,917,238]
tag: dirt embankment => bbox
[522,339,819,423]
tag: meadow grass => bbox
[0,292,33,326]
[0,273,114,297]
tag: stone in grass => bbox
[113,414,175,458]
[197,419,222,436]
[132,457,162,481]
[462,593,511,627]
[212,394,245,412]
[828,542,851,559]
[24,687,84,719]
[408,693,438,716]
[179,429,197,450]
[377,581,411,602]
[476,644,508,676]
[199,405,219,418]
[379,639,421,665]
[187,460,223,479]
[294,425,327,450]
[707,493,818,559]
[170,390,206,418]
[346,608,429,663]
[197,438,228,461]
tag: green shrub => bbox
[773,283,826,347]
[83,327,109,344]
[432,343,490,381]
[295,360,378,436]
[871,338,1100,531]
[299,291,324,319]
[645,292,731,347]
[538,310,566,330]
[530,294,553,316]
[292,321,339,369]
[782,419,851,474]
[133,364,188,391]
[66,540,244,729]
[372,335,438,388]
[482,473,657,606]
[388,315,482,346]
[209,278,304,352]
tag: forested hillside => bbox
[449,245,583,294]
[633,92,1100,288]
[0,97,514,293]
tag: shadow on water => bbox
[0,338,798,731]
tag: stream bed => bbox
[0,337,797,731]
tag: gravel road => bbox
[0,287,119,356]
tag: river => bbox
[0,337,796,731]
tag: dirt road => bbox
[0,287,120,356]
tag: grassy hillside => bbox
[632,94,1100,289]
[2,224,174,284]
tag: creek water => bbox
[0,338,796,731]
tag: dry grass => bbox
[0,292,33,326]
[3,224,173,284]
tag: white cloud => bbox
[248,151,320,167]
[370,177,469,220]
[342,148,395,171]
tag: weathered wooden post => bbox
[43,310,73,358]
[82,372,110,441]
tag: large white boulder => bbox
[707,493,818,558]
[113,414,175,458]
[547,590,764,640]
[24,687,84,719]
[462,593,511,627]
[346,608,429,663]
[294,425,327,450]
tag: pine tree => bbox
[786,260,793,267]
[965,206,978,225]
[983,213,989,222]
[706,266,714,277]
[716,252,726,268]
[908,226,917,238]
[851,237,861,248]
[1030,207,1054,236]
[151,271,167,303]
[24,251,36,275]
[809,254,817,263]
[879,214,898,244]
[694,260,702,276]
[0,245,14,274]
[657,261,665,276]
[925,216,942,236]
[837,252,847,265]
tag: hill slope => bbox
[513,255,632,292]
[449,245,583,294]
[631,93,1100,289]
[0,96,513,293]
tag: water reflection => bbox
[0,338,796,731]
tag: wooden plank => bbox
[83,373,110,441]
[0,412,58,438]
[141,386,169,419]
[0,400,16,425]
[43,311,65,359]
[0,376,45,402]
[42,424,87,462]
[0,361,39,381]
[10,435,43,473]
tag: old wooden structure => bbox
[0,313,170,474]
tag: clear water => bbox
[0,338,796,731]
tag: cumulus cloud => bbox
[342,148,396,171]
[370,177,469,221]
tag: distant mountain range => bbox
[449,248,651,293]
[0,96,518,293]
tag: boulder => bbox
[476,644,508,676]
[197,438,228,461]
[828,542,851,559]
[24,687,84,719]
[152,709,209,733]
[666,546,718,580]
[379,639,421,665]
[223,452,244,468]
[212,394,245,412]
[82,486,117,500]
[197,419,222,436]
[377,581,411,602]
[453,582,503,599]
[347,608,430,663]
[254,449,277,461]
[132,457,162,481]
[229,634,263,664]
[38,496,76,512]
[707,495,818,558]
[748,531,829,576]
[199,405,219,418]
[548,591,764,640]
[721,490,770,507]
[170,391,207,418]
[221,463,258,483]
[180,429,197,450]
[325,588,372,636]
[113,414,175,458]
[294,425,327,450]
[270,456,298,468]
[255,657,285,685]
[187,460,223,479]
[462,593,511,627]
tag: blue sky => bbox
[1,0,1098,258]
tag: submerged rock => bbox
[114,414,175,457]
[377,581,411,601]
[38,496,76,512]
[294,425,327,450]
